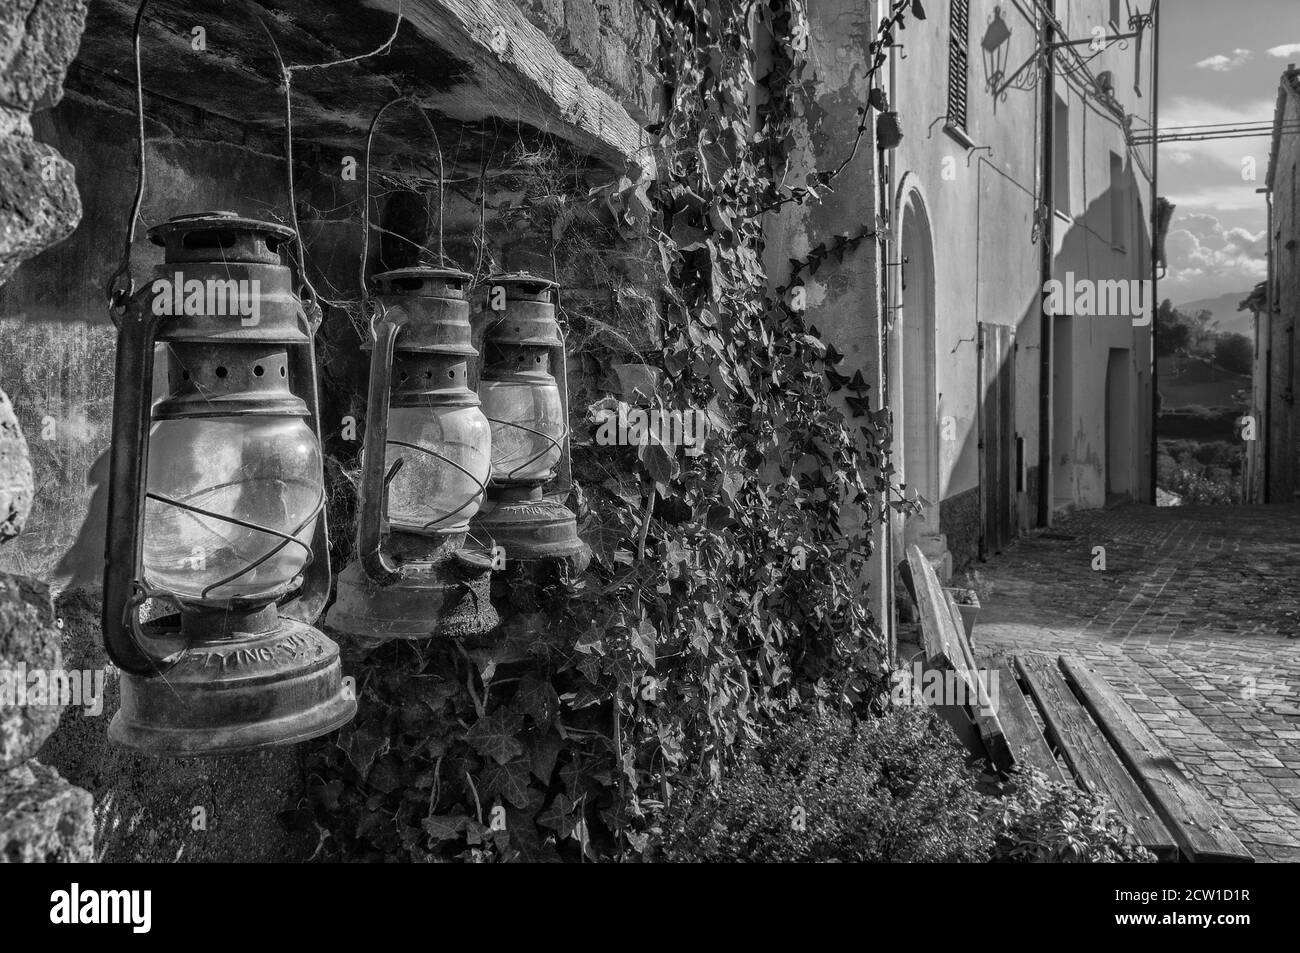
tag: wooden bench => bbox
[903,544,1253,863]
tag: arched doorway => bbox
[890,184,948,575]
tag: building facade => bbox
[887,0,1156,577]
[1251,66,1300,503]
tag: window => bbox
[1053,94,1070,216]
[1109,151,1127,248]
[947,0,971,130]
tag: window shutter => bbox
[947,0,971,129]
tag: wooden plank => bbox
[944,589,1013,771]
[1060,657,1254,863]
[993,662,1065,783]
[906,545,1012,771]
[1016,654,1177,859]
[369,0,656,176]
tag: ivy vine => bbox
[300,0,918,862]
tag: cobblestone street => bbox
[971,503,1300,862]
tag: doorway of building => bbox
[979,322,1017,555]
[894,187,946,574]
[1106,347,1133,501]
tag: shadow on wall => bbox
[0,96,366,587]
[940,151,1152,568]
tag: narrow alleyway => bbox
[972,504,1300,862]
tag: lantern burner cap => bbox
[148,211,296,245]
[374,266,473,297]
[485,272,558,295]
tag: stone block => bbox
[0,389,33,543]
[0,133,81,286]
[0,0,89,113]
[0,572,63,769]
[0,758,93,863]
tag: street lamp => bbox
[473,274,589,568]
[327,266,497,640]
[101,211,356,757]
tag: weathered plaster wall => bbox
[761,0,888,630]
[1266,71,1300,503]
[1049,0,1154,514]
[891,0,1154,567]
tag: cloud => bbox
[1195,49,1253,71]
[1267,43,1300,58]
[1165,213,1266,285]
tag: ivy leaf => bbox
[422,813,469,844]
[912,0,927,20]
[344,726,390,777]
[466,711,525,765]
[528,731,564,783]
[537,794,579,837]
[868,87,888,112]
[480,758,535,809]
[515,674,560,727]
[632,619,657,666]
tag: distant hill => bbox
[1176,291,1256,337]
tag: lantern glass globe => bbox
[383,404,491,533]
[480,376,564,482]
[142,415,322,604]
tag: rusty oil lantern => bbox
[472,274,589,568]
[102,211,356,757]
[326,267,497,640]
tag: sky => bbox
[1159,0,1300,306]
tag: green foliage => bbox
[1157,439,1241,504]
[305,0,918,862]
[650,710,1154,863]
[653,708,994,862]
[1213,332,1253,376]
[986,768,1155,863]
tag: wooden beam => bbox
[366,0,655,177]
[1060,657,1254,863]
[992,660,1065,783]
[905,545,1012,771]
[1016,654,1177,859]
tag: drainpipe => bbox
[1149,0,1161,505]
[883,2,899,655]
[1036,0,1056,527]
[1265,188,1274,501]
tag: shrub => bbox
[1164,467,1239,505]
[654,710,1156,863]
[986,768,1155,863]
[653,708,993,862]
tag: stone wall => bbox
[0,0,96,866]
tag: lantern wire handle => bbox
[482,417,568,480]
[105,0,151,323]
[142,488,325,601]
